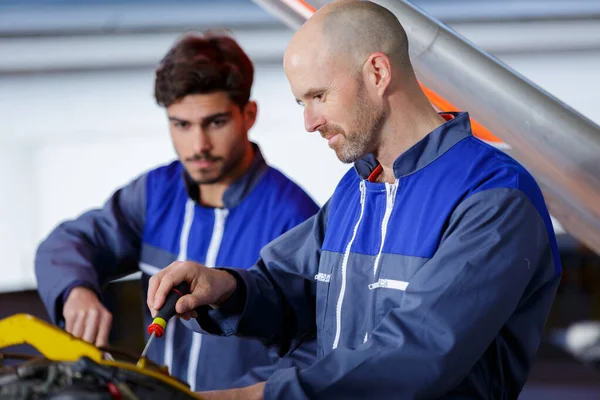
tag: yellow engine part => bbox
[0,313,103,362]
[0,313,201,399]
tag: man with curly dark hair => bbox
[35,31,319,392]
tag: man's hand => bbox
[147,261,238,319]
[63,287,112,347]
[198,382,265,400]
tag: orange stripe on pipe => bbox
[294,0,316,12]
[419,84,503,143]
[282,0,504,144]
[281,0,316,17]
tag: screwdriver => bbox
[138,282,189,362]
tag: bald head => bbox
[285,0,412,75]
[283,1,445,169]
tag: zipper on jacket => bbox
[372,181,398,277]
[364,279,408,344]
[332,180,366,350]
[364,181,398,344]
[164,198,195,378]
[187,207,229,391]
[368,278,409,291]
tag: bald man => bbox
[148,1,561,399]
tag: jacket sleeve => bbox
[262,187,559,399]
[191,200,330,355]
[35,173,147,325]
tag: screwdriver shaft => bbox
[140,332,156,359]
[137,282,189,367]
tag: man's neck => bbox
[373,104,446,184]
[198,182,228,208]
[198,145,255,208]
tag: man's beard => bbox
[184,148,244,185]
[320,84,385,164]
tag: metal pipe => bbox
[252,0,600,254]
[253,0,309,29]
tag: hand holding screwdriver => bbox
[147,261,238,320]
[140,281,189,360]
[140,261,236,363]
[148,282,190,336]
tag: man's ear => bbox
[363,52,392,98]
[243,101,258,131]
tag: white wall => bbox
[0,146,36,292]
[35,138,174,242]
[0,30,599,292]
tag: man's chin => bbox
[189,172,223,185]
[335,150,361,164]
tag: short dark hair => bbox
[154,31,254,108]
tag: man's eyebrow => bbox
[296,88,326,105]
[200,112,232,124]
[168,116,188,123]
[168,112,232,124]
[304,88,326,99]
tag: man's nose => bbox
[304,106,326,133]
[192,129,213,154]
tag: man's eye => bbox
[175,121,189,129]
[211,119,227,127]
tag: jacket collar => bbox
[354,112,472,180]
[183,142,269,208]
